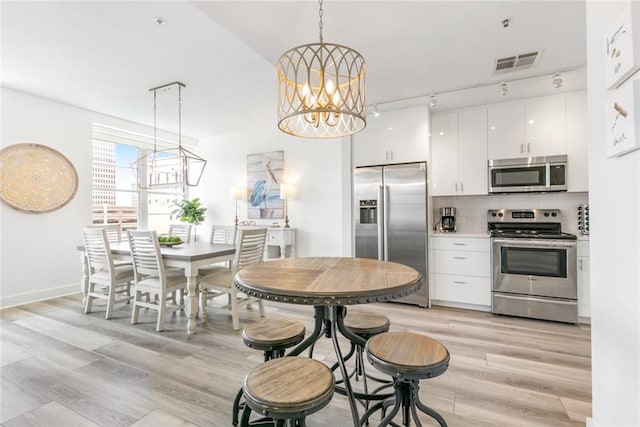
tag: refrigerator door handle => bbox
[383,185,390,261]
[377,185,384,261]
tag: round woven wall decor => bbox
[0,143,79,213]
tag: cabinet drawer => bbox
[430,250,490,276]
[431,273,491,306]
[431,236,489,252]
[268,231,284,246]
[577,240,590,257]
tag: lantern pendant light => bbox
[276,0,367,138]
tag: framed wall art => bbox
[0,143,79,213]
[246,150,284,219]
[605,78,640,158]
[604,1,640,90]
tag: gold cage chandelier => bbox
[132,82,206,189]
[277,0,367,138]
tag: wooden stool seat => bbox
[344,310,390,337]
[241,357,335,424]
[242,318,306,352]
[366,331,449,379]
[362,332,450,427]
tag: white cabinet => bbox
[566,92,588,192]
[265,228,295,260]
[488,95,567,160]
[430,235,491,308]
[431,108,488,196]
[352,106,428,166]
[577,239,591,319]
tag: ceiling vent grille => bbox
[494,51,540,74]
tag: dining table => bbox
[78,240,236,334]
[234,256,423,427]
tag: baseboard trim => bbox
[578,315,591,325]
[0,284,80,309]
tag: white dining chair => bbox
[127,230,187,332]
[199,227,267,330]
[82,227,134,319]
[196,224,238,279]
[87,224,123,243]
[169,223,192,242]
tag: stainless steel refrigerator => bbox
[354,162,428,307]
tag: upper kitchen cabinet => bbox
[431,108,488,196]
[566,92,588,192]
[488,95,566,160]
[352,106,428,166]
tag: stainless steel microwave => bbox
[488,155,568,194]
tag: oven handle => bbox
[491,238,576,249]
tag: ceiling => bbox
[1,1,587,141]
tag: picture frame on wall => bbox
[605,78,640,158]
[604,1,640,90]
[246,150,284,219]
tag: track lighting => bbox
[500,82,508,96]
[552,73,563,88]
[373,104,381,118]
[429,95,437,108]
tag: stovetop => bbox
[487,208,577,241]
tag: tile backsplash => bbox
[432,192,589,235]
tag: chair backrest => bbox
[169,224,192,242]
[127,230,165,286]
[210,224,237,245]
[233,227,268,274]
[82,227,116,278]
[86,224,122,243]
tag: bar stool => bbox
[342,310,391,388]
[241,356,335,427]
[361,331,450,427]
[232,318,306,426]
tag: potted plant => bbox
[172,198,207,241]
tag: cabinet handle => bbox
[527,143,531,154]
[579,259,583,270]
[520,143,524,154]
[453,281,467,284]
[390,150,394,160]
[455,182,458,192]
[453,243,466,246]
[385,151,388,161]
[453,256,467,260]
[460,182,464,192]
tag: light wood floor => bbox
[0,294,592,426]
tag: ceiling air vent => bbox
[494,51,540,74]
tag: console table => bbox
[266,227,295,259]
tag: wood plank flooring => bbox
[0,294,591,426]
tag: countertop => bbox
[430,232,490,238]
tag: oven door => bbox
[491,238,577,299]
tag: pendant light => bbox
[132,82,206,189]
[276,0,367,138]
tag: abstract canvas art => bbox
[246,151,284,219]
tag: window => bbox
[91,139,185,237]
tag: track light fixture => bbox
[373,104,381,118]
[500,82,508,96]
[552,73,563,88]
[429,94,437,108]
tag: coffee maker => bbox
[440,207,457,232]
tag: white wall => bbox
[586,3,640,426]
[193,127,350,258]
[1,88,93,307]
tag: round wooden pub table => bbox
[235,257,423,427]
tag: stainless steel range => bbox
[488,209,577,323]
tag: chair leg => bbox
[257,299,265,318]
[179,288,185,306]
[157,290,167,332]
[84,283,95,314]
[200,287,208,319]
[230,288,240,331]
[105,285,116,320]
[131,290,141,325]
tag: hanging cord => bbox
[178,84,182,149]
[152,89,157,153]
[318,0,324,44]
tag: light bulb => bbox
[500,82,508,96]
[326,79,335,95]
[373,104,380,118]
[429,95,437,108]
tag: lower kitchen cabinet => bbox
[430,235,491,310]
[577,239,591,319]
